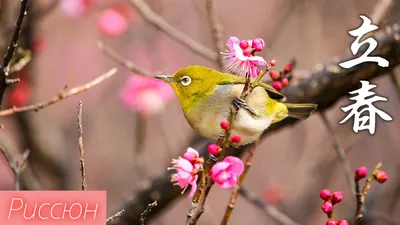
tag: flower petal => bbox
[223,156,244,176]
[220,176,237,189]
[249,56,267,65]
[210,162,230,175]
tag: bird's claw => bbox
[233,97,260,118]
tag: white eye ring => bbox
[181,76,192,86]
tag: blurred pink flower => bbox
[120,75,174,116]
[210,156,244,188]
[97,8,128,37]
[60,0,92,18]
[169,158,198,198]
[221,36,267,78]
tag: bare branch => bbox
[97,41,154,76]
[206,0,225,70]
[370,0,393,25]
[77,101,87,191]
[0,148,30,190]
[140,201,157,225]
[128,0,217,61]
[0,68,118,116]
[107,210,125,223]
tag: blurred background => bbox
[0,0,399,224]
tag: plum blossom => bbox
[221,36,267,78]
[183,147,204,169]
[60,0,92,18]
[210,156,244,188]
[169,158,198,198]
[120,75,174,116]
[97,8,129,37]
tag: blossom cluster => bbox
[319,189,348,225]
[269,63,293,91]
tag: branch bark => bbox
[108,24,400,225]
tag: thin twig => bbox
[0,68,118,116]
[206,0,225,70]
[238,187,299,225]
[97,41,154,76]
[221,142,257,225]
[0,0,29,106]
[370,0,393,25]
[77,101,87,191]
[127,0,217,61]
[107,210,125,223]
[0,148,30,190]
[319,112,355,200]
[140,201,157,225]
[353,163,382,225]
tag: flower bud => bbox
[331,191,343,204]
[321,201,333,213]
[231,135,242,143]
[355,166,367,181]
[220,120,229,130]
[239,40,249,49]
[269,59,277,67]
[252,38,265,51]
[243,47,253,57]
[284,64,292,73]
[326,219,337,225]
[320,189,331,201]
[281,77,289,87]
[375,170,388,183]
[337,220,349,225]
[269,70,279,80]
[272,81,283,91]
[208,144,220,155]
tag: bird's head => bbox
[155,65,228,111]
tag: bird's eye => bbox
[181,76,192,86]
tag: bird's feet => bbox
[233,97,260,118]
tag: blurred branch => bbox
[107,210,125,224]
[77,101,87,191]
[128,0,218,61]
[319,112,355,199]
[140,201,157,225]
[206,0,224,70]
[108,24,400,225]
[0,68,118,116]
[0,148,30,190]
[370,0,393,25]
[0,0,29,106]
[97,41,154,76]
[389,71,400,99]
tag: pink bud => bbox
[375,170,388,183]
[284,64,292,73]
[331,191,343,204]
[239,40,249,49]
[269,71,279,80]
[243,48,253,57]
[337,220,349,225]
[326,219,337,225]
[320,189,331,201]
[281,77,289,87]
[272,81,283,91]
[355,166,367,181]
[208,144,220,155]
[321,201,333,213]
[252,38,265,51]
[220,120,230,130]
[269,59,277,67]
[231,135,242,143]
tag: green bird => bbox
[156,65,317,146]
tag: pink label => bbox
[0,191,106,225]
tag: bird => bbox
[155,65,317,146]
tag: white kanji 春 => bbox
[339,80,392,134]
[339,15,389,69]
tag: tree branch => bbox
[77,101,87,191]
[206,0,225,70]
[107,24,400,225]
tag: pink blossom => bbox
[60,0,91,18]
[221,36,267,78]
[120,75,174,116]
[210,156,244,188]
[183,147,203,170]
[169,158,198,198]
[97,8,129,37]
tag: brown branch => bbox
[0,0,29,106]
[206,0,225,70]
[319,112,355,199]
[0,68,118,116]
[108,24,400,225]
[77,101,87,191]
[0,148,30,190]
[97,41,154,76]
[140,201,157,225]
[127,0,217,61]
[353,163,382,225]
[107,210,125,223]
[221,142,257,225]
[370,0,393,25]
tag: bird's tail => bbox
[285,103,318,120]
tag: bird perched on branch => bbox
[156,65,317,146]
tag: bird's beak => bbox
[155,75,174,83]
